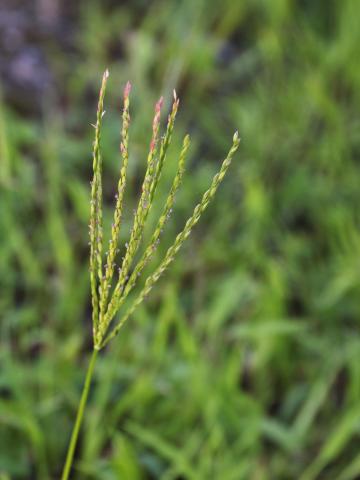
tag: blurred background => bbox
[1,0,360,478]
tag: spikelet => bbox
[89,69,108,337]
[89,70,240,350]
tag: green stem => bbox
[61,349,98,480]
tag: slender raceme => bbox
[98,81,131,335]
[61,69,240,479]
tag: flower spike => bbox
[89,72,240,350]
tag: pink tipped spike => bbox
[152,97,163,129]
[124,81,132,99]
[156,96,164,113]
[149,97,163,152]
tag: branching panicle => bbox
[89,71,239,350]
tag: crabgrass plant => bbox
[61,69,240,479]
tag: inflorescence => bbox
[89,69,240,350]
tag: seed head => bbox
[89,71,240,350]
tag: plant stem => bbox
[61,349,98,480]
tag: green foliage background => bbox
[1,0,360,478]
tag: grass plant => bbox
[61,70,239,479]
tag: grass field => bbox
[1,0,360,478]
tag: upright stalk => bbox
[61,349,98,480]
